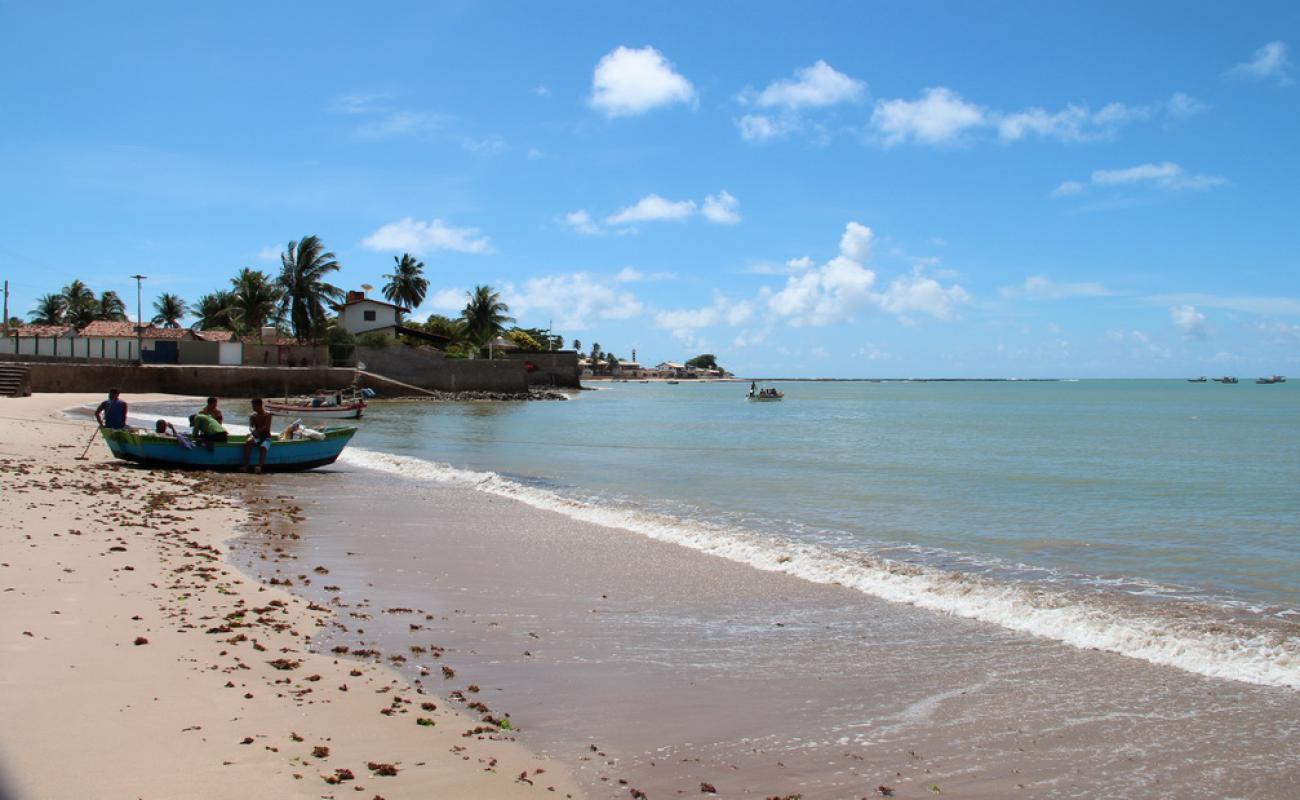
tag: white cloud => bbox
[736,113,798,141]
[589,46,696,117]
[614,267,675,282]
[871,87,986,146]
[753,60,866,109]
[1054,162,1227,197]
[702,190,742,225]
[877,267,971,320]
[1000,275,1112,300]
[786,256,814,270]
[424,288,466,313]
[361,217,493,255]
[606,193,696,225]
[839,222,874,262]
[1166,92,1210,118]
[504,273,645,330]
[329,92,391,114]
[871,88,1196,148]
[1255,320,1300,343]
[256,246,280,261]
[564,210,603,235]
[653,295,754,335]
[1170,304,1210,339]
[1227,41,1294,85]
[1092,162,1226,190]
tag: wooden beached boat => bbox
[264,399,365,419]
[99,426,358,472]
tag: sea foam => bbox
[342,446,1300,689]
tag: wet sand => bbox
[0,395,580,799]
[238,463,1300,799]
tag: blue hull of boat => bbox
[100,426,357,472]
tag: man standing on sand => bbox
[95,389,128,429]
[242,397,274,474]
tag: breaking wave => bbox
[342,446,1300,689]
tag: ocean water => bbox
[337,379,1300,689]
[134,379,1300,689]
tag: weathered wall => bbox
[176,340,220,365]
[355,346,529,393]
[242,344,330,367]
[505,351,581,388]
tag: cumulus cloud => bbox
[563,210,602,235]
[361,217,493,254]
[504,273,645,330]
[606,193,696,225]
[1227,41,1294,85]
[1170,304,1210,339]
[1000,275,1112,300]
[702,190,742,224]
[1166,91,1210,118]
[877,268,971,320]
[590,46,696,117]
[653,295,754,344]
[736,113,801,142]
[615,267,676,282]
[424,288,467,313]
[871,87,987,146]
[1053,162,1227,197]
[752,60,866,109]
[765,221,968,326]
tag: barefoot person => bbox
[188,412,227,452]
[94,389,128,429]
[243,398,274,473]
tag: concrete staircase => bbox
[0,364,31,397]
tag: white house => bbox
[334,290,409,337]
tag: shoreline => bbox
[0,394,581,799]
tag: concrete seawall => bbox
[13,362,424,398]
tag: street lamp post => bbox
[130,274,146,363]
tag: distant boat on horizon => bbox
[1212,376,1238,384]
[1187,376,1208,383]
[1256,375,1287,384]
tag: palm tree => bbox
[460,285,514,356]
[277,235,343,342]
[193,290,237,331]
[30,293,66,325]
[229,268,282,340]
[572,339,581,353]
[60,280,97,328]
[95,291,128,321]
[382,253,429,320]
[152,293,189,328]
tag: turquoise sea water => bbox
[137,379,1300,687]
[337,379,1299,688]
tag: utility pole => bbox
[2,280,9,335]
[130,274,147,363]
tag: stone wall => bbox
[354,346,529,393]
[505,351,581,388]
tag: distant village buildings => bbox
[578,358,729,380]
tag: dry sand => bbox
[0,393,581,800]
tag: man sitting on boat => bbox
[95,389,128,430]
[242,398,274,474]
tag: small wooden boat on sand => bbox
[100,426,357,471]
[266,389,366,419]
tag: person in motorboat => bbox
[199,396,224,424]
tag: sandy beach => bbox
[0,394,580,800]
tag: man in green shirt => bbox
[188,412,228,451]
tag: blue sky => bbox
[2,1,1298,377]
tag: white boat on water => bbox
[266,389,367,419]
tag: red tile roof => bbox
[77,321,192,339]
[194,329,235,342]
[6,324,73,337]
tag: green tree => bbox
[506,328,543,351]
[193,290,237,331]
[152,293,189,328]
[277,235,343,342]
[382,253,429,320]
[230,268,282,340]
[94,291,128,321]
[572,338,581,352]
[686,353,719,371]
[29,293,66,325]
[61,280,98,328]
[460,285,515,356]
[6,316,22,329]
[607,353,620,374]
